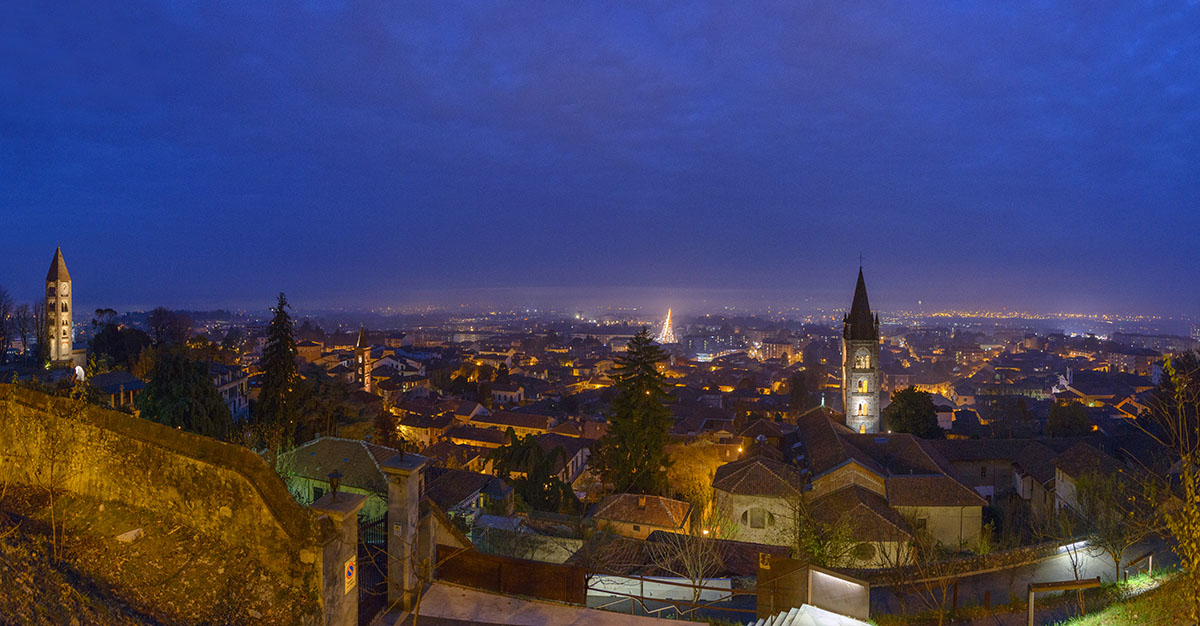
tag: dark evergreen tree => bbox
[258,293,300,446]
[882,387,944,439]
[1047,401,1092,437]
[488,428,579,513]
[788,370,810,414]
[135,347,232,439]
[90,323,152,370]
[592,327,673,494]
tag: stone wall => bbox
[0,384,333,623]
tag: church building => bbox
[43,247,86,368]
[842,267,881,434]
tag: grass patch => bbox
[1052,572,1191,626]
[871,570,1182,626]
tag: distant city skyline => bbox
[4,2,1198,314]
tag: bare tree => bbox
[32,301,48,365]
[0,286,13,364]
[900,519,961,626]
[12,304,32,359]
[1031,507,1088,614]
[646,531,726,612]
[1074,470,1161,582]
[777,491,862,568]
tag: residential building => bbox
[589,493,691,540]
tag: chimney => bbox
[637,495,647,509]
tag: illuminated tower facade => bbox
[46,247,73,364]
[655,308,677,344]
[355,326,372,393]
[842,268,881,433]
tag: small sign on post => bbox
[344,557,357,594]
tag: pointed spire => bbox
[844,267,878,341]
[355,325,367,349]
[46,246,71,282]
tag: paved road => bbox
[870,539,1178,625]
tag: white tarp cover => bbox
[752,604,872,626]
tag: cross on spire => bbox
[858,252,863,268]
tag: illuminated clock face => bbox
[59,282,69,296]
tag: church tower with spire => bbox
[842,267,881,433]
[355,326,372,393]
[46,247,73,365]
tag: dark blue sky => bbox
[2,2,1198,315]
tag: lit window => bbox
[857,379,868,393]
[857,403,866,416]
[854,349,871,369]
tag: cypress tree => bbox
[258,292,299,445]
[593,327,673,494]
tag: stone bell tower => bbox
[46,247,74,365]
[842,267,881,434]
[355,326,372,393]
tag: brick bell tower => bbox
[842,266,881,434]
[46,247,74,365]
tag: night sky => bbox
[2,2,1198,315]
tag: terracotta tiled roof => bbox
[886,475,986,507]
[421,440,488,467]
[1013,441,1057,485]
[88,370,146,394]
[565,532,789,578]
[813,484,912,542]
[843,434,949,476]
[425,466,498,512]
[796,411,885,478]
[591,494,691,530]
[445,425,508,447]
[1054,442,1122,480]
[930,439,1032,463]
[738,418,784,439]
[281,437,400,494]
[712,455,805,498]
[470,411,552,431]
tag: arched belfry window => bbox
[857,378,868,393]
[857,402,866,416]
[854,349,871,369]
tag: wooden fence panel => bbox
[436,545,586,605]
